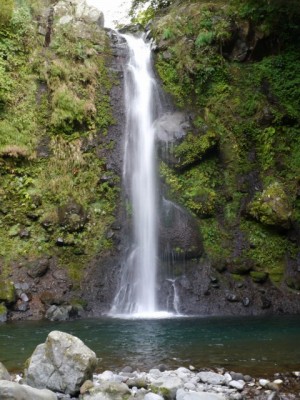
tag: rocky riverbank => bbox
[0,331,299,400]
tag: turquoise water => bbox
[1,315,300,376]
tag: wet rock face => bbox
[173,261,300,316]
[159,199,203,260]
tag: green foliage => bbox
[130,0,172,24]
[51,85,86,133]
[241,220,296,282]
[201,218,231,265]
[162,27,173,40]
[230,0,300,39]
[173,130,218,168]
[0,0,14,26]
[195,31,214,48]
[0,0,118,283]
[248,182,292,228]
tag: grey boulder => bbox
[26,330,97,395]
[0,380,57,400]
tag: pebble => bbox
[228,380,245,390]
[259,379,270,387]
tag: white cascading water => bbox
[110,34,169,318]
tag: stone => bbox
[259,379,270,387]
[248,182,292,229]
[26,331,97,395]
[225,293,239,302]
[14,300,29,312]
[144,393,164,400]
[198,372,226,386]
[151,375,183,398]
[81,381,130,400]
[265,382,279,391]
[228,380,245,390]
[158,364,167,372]
[228,394,243,400]
[149,369,162,379]
[0,380,57,400]
[57,200,88,233]
[20,293,29,302]
[27,258,50,278]
[184,382,196,390]
[126,377,147,388]
[99,370,115,381]
[243,375,252,382]
[229,372,244,381]
[45,305,75,321]
[80,380,94,394]
[224,373,232,383]
[176,389,225,400]
[0,362,11,380]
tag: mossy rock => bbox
[250,271,268,283]
[173,130,218,169]
[248,182,293,229]
[231,273,245,282]
[0,280,16,304]
[227,259,253,275]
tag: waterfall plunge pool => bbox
[1,315,300,376]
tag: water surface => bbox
[1,315,300,376]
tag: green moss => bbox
[0,280,16,304]
[150,386,171,398]
[173,130,218,169]
[231,273,245,282]
[200,218,231,266]
[250,271,268,283]
[248,182,292,228]
[0,1,118,285]
[240,220,296,282]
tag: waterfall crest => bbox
[110,34,163,317]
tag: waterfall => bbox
[110,33,163,317]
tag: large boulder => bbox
[0,380,57,400]
[248,182,292,229]
[57,199,88,233]
[26,331,97,395]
